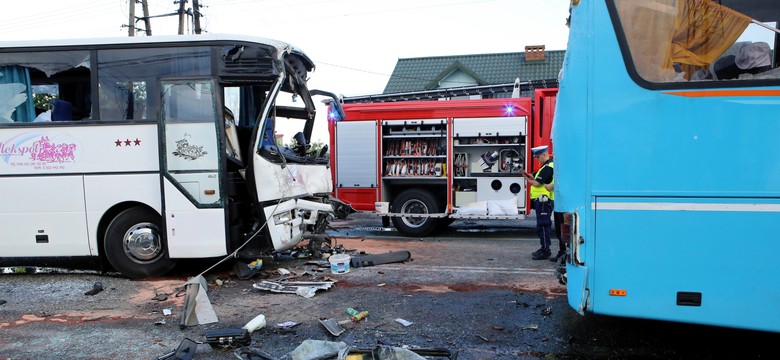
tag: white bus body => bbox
[0,34,345,278]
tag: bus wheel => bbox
[391,189,440,237]
[104,207,175,279]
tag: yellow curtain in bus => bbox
[615,0,678,82]
[665,0,751,67]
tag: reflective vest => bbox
[529,161,554,200]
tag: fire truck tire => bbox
[104,207,176,279]
[391,189,441,237]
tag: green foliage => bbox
[33,93,58,110]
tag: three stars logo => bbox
[115,138,142,147]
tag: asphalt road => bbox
[0,213,777,359]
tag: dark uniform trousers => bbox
[533,196,554,252]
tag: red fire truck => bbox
[328,80,558,237]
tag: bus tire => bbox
[391,189,440,237]
[104,207,175,279]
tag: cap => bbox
[531,145,549,157]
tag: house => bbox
[383,45,564,98]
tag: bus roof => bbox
[0,33,314,72]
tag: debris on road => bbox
[350,250,412,268]
[286,339,348,359]
[151,293,168,301]
[252,280,334,299]
[541,306,552,316]
[275,321,299,329]
[522,324,539,331]
[395,318,413,327]
[84,281,103,296]
[242,314,266,333]
[180,275,218,328]
[319,317,351,336]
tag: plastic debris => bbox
[84,282,103,296]
[395,318,413,327]
[163,308,172,316]
[276,321,299,329]
[286,339,347,359]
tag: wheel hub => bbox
[123,223,162,263]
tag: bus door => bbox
[160,79,228,258]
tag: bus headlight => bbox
[273,212,293,225]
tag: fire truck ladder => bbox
[342,78,558,104]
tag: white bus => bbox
[0,34,345,278]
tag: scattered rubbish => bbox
[340,346,457,360]
[522,324,539,330]
[395,318,413,327]
[541,306,552,316]
[180,275,218,329]
[492,325,504,331]
[345,307,360,316]
[154,319,166,326]
[233,260,263,280]
[350,250,412,268]
[155,337,200,360]
[248,259,263,270]
[477,335,489,342]
[351,310,369,322]
[276,321,300,329]
[215,279,223,286]
[252,280,334,299]
[242,314,267,333]
[163,308,172,316]
[84,282,103,296]
[329,253,351,274]
[205,328,251,348]
[287,339,348,359]
[377,283,386,287]
[276,268,291,276]
[152,293,168,301]
[319,318,352,336]
[0,300,6,305]
[233,347,276,360]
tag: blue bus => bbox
[555,0,780,332]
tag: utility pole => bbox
[128,0,135,36]
[177,0,187,35]
[192,0,202,34]
[141,0,152,36]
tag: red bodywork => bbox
[328,89,557,215]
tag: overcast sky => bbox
[0,0,571,142]
[0,0,570,96]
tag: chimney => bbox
[525,45,546,61]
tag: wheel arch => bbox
[96,201,162,270]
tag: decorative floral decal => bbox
[0,132,79,170]
[172,133,207,160]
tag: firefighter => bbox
[522,145,554,260]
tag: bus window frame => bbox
[606,0,780,91]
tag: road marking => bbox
[370,264,556,275]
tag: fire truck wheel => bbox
[391,189,441,237]
[104,207,176,279]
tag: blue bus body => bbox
[555,0,780,332]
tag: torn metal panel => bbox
[252,280,334,298]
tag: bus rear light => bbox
[204,189,216,195]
